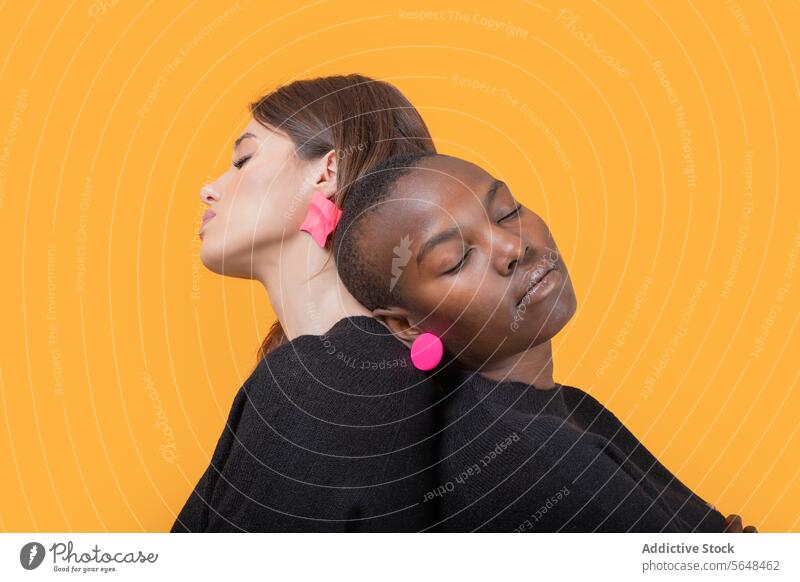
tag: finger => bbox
[724,514,743,532]
[743,525,758,533]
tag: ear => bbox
[371,307,425,349]
[310,149,338,199]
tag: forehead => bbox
[378,157,493,227]
[238,118,291,148]
[365,157,494,254]
[243,116,270,136]
[398,157,491,203]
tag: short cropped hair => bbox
[333,151,438,310]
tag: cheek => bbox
[258,166,308,229]
[396,276,455,329]
[448,280,518,342]
[227,171,265,213]
[225,184,269,240]
[424,280,498,327]
[228,166,304,238]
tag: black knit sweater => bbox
[429,366,727,532]
[171,315,442,532]
[172,315,725,532]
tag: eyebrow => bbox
[483,179,505,208]
[415,226,460,269]
[415,179,505,269]
[233,132,256,151]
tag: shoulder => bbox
[238,317,438,428]
[470,396,603,460]
[255,316,424,396]
[558,384,608,414]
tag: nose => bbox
[491,229,530,276]
[200,183,221,205]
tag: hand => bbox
[723,513,758,533]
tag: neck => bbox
[476,340,556,390]
[254,234,372,340]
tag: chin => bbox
[549,294,577,332]
[199,240,232,276]
[511,300,575,345]
[559,287,578,325]
[205,252,264,281]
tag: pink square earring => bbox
[299,191,342,248]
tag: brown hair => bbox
[250,74,436,362]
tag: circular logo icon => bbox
[20,542,46,570]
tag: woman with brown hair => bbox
[171,75,442,532]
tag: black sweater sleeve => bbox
[559,388,726,532]
[445,412,714,532]
[501,417,694,532]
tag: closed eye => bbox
[233,154,252,169]
[498,203,523,222]
[443,248,472,275]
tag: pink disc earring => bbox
[299,191,342,248]
[410,333,443,371]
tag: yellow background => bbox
[1,0,798,532]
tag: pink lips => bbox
[199,209,216,236]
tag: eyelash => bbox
[442,204,523,274]
[233,154,252,169]
[499,203,523,222]
[444,248,472,275]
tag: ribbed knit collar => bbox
[447,366,570,419]
[390,336,573,419]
